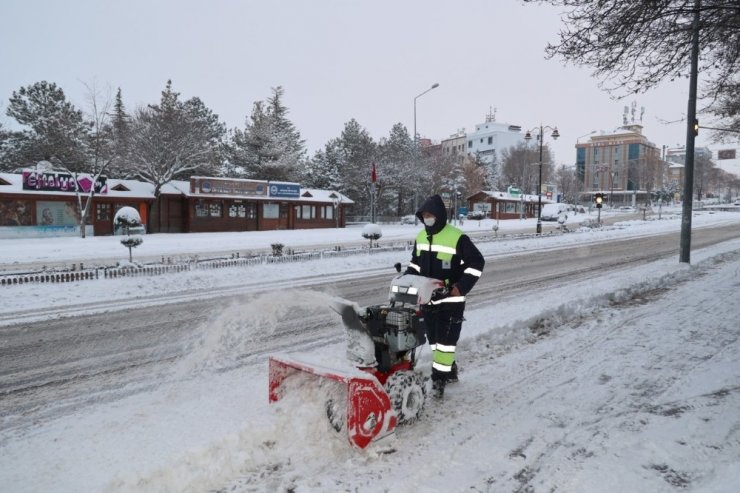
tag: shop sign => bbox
[22,170,108,194]
[269,182,300,198]
[196,178,267,196]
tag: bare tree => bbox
[524,1,740,131]
[501,142,554,194]
[693,153,716,200]
[461,158,487,197]
[555,165,580,205]
[65,81,118,238]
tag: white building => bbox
[466,114,524,165]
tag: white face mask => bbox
[423,217,436,227]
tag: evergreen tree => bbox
[3,81,90,171]
[333,119,377,216]
[227,86,305,182]
[377,123,415,216]
[302,147,342,190]
[109,87,131,177]
[127,80,226,230]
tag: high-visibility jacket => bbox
[406,223,484,306]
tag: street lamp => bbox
[577,130,596,143]
[412,82,439,224]
[524,124,560,234]
[414,83,439,144]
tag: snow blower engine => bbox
[268,263,444,449]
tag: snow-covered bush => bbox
[361,223,382,248]
[114,206,144,262]
[271,243,284,257]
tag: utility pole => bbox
[680,0,701,264]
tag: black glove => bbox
[430,287,450,302]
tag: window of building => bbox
[488,136,493,145]
[228,202,247,218]
[321,206,333,219]
[209,202,222,217]
[96,203,112,221]
[302,205,314,219]
[468,141,472,148]
[263,203,279,219]
[195,200,208,217]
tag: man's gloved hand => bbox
[430,286,450,302]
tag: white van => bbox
[540,203,570,221]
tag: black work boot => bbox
[448,362,459,383]
[432,378,446,399]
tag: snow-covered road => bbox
[1,209,740,492]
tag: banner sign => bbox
[194,178,267,196]
[717,149,736,160]
[268,182,300,198]
[22,171,108,194]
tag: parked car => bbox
[401,214,416,224]
[540,203,570,221]
[467,210,486,220]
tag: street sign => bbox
[718,149,736,160]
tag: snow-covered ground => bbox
[1,207,740,492]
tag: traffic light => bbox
[693,118,699,136]
[595,193,603,209]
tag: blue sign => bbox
[268,183,300,198]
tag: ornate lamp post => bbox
[524,125,560,234]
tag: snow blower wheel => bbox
[326,398,345,433]
[385,370,425,423]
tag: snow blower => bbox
[268,264,444,449]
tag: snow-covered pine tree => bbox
[4,81,90,171]
[302,147,342,190]
[333,119,377,218]
[109,87,131,178]
[127,80,226,231]
[228,86,305,182]
[377,123,414,216]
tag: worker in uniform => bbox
[406,194,485,398]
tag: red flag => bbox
[371,163,377,183]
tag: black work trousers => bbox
[421,304,464,381]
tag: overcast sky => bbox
[1,0,738,176]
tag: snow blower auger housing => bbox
[268,265,443,449]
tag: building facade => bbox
[440,131,467,165]
[0,171,352,238]
[576,124,664,205]
[466,116,524,165]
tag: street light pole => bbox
[412,82,439,224]
[610,171,618,208]
[525,124,559,234]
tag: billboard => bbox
[36,201,80,226]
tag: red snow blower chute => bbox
[268,264,444,449]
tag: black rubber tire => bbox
[384,370,426,424]
[326,397,345,433]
